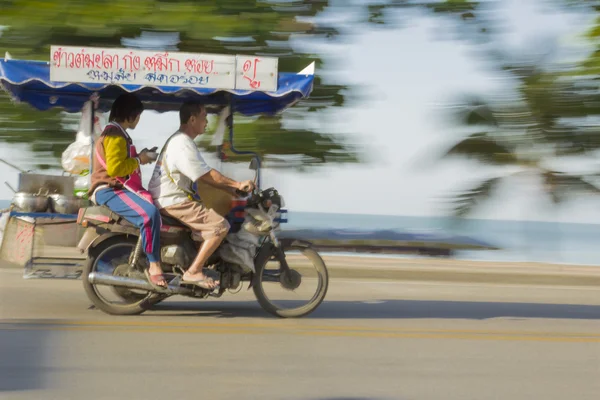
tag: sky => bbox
[0,0,598,223]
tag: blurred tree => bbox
[440,75,600,217]
[0,92,75,170]
[573,0,600,75]
[0,0,357,170]
[420,0,600,216]
[0,0,514,170]
[4,0,592,182]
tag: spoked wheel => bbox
[253,244,329,318]
[82,236,164,315]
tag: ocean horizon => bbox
[1,200,599,266]
[282,210,600,266]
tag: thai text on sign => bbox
[50,46,278,91]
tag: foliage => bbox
[0,0,356,169]
[433,0,600,216]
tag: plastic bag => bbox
[217,224,260,273]
[61,101,104,175]
[61,136,91,175]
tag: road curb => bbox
[326,267,600,287]
[3,257,600,287]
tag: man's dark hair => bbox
[108,93,144,122]
[179,102,205,125]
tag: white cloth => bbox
[148,131,212,209]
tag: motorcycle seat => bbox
[83,205,187,229]
[160,214,187,228]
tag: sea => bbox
[1,199,599,267]
[282,211,600,267]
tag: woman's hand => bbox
[138,147,158,165]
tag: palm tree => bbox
[440,61,600,218]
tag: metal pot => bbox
[49,194,90,215]
[11,192,49,213]
[49,194,86,215]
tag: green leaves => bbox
[543,171,600,204]
[0,93,73,170]
[443,71,600,215]
[0,0,361,171]
[459,99,499,126]
[434,0,600,217]
[201,115,361,166]
[427,0,479,16]
[448,177,502,217]
[443,133,518,165]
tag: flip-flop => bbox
[181,274,219,290]
[144,269,168,290]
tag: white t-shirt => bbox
[148,131,212,209]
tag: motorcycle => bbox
[0,47,325,317]
[76,160,329,318]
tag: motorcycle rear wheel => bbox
[82,236,161,316]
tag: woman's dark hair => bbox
[109,93,144,122]
[179,102,205,125]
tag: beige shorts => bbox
[160,200,230,241]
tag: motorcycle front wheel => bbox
[253,244,329,318]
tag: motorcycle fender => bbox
[77,228,130,255]
[280,239,312,249]
[77,227,100,254]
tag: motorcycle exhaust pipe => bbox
[87,272,194,295]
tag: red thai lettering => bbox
[184,58,214,74]
[94,54,102,69]
[52,47,67,67]
[169,58,180,72]
[67,53,75,68]
[122,52,141,72]
[102,52,119,69]
[242,58,261,88]
[184,59,196,73]
[203,60,214,74]
[144,56,156,72]
[154,53,170,71]
[74,53,84,68]
[83,53,95,68]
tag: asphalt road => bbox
[1,267,600,400]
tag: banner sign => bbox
[50,46,278,91]
[235,55,278,92]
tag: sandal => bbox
[181,273,219,290]
[144,269,168,290]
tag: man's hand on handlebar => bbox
[236,180,256,196]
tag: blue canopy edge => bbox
[0,59,314,115]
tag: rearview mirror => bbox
[249,158,259,171]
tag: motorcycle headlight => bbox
[243,218,272,236]
[243,209,273,236]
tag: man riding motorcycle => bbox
[148,102,255,289]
